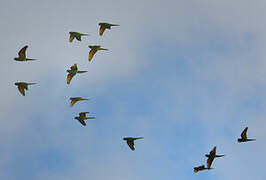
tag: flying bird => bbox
[14,45,36,61]
[238,127,256,143]
[69,32,89,42]
[88,45,108,61]
[123,137,143,151]
[74,112,95,126]
[98,22,119,36]
[66,64,87,84]
[69,97,89,107]
[194,165,212,173]
[14,82,37,96]
[205,146,225,169]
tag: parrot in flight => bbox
[66,64,87,84]
[74,112,95,126]
[237,127,256,143]
[88,45,108,61]
[14,45,36,61]
[98,22,119,36]
[69,97,89,107]
[69,32,89,42]
[14,82,37,96]
[123,137,143,151]
[205,146,225,169]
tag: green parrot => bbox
[67,64,87,84]
[237,127,256,143]
[205,146,225,169]
[123,137,143,151]
[69,97,89,107]
[88,45,108,61]
[14,82,37,96]
[14,45,36,61]
[74,112,95,126]
[69,32,89,42]
[98,22,119,36]
[193,165,213,173]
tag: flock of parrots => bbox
[12,22,256,174]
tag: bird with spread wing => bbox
[88,45,108,61]
[238,127,256,143]
[74,112,95,126]
[66,64,87,84]
[69,97,89,107]
[98,22,119,36]
[14,82,37,96]
[69,32,89,42]
[14,45,36,61]
[205,146,225,169]
[123,137,143,151]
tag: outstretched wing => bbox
[209,146,216,156]
[67,73,74,84]
[69,34,75,42]
[207,157,214,169]
[17,86,25,96]
[18,45,28,59]
[88,49,97,61]
[78,119,86,126]
[99,25,106,36]
[127,140,135,151]
[241,127,248,139]
[70,99,77,107]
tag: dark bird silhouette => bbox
[205,146,225,169]
[123,137,143,151]
[74,112,95,126]
[238,127,256,143]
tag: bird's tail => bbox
[85,117,95,120]
[77,71,88,73]
[99,48,108,51]
[110,24,120,26]
[27,83,37,85]
[81,98,89,100]
[247,139,256,141]
[134,137,144,140]
[26,58,37,61]
[215,154,225,158]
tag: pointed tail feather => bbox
[77,71,88,73]
[99,48,108,51]
[27,83,37,85]
[26,58,37,61]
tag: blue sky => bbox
[1,0,266,179]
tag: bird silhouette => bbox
[14,45,36,61]
[205,146,225,169]
[238,127,256,143]
[74,112,95,126]
[88,45,108,61]
[123,137,143,151]
[98,22,119,36]
[69,97,89,107]
[69,32,89,42]
[14,82,36,96]
[66,64,87,84]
